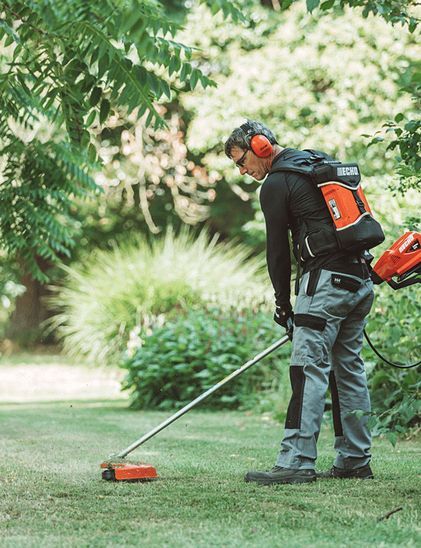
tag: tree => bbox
[0,0,242,338]
[260,0,419,190]
[183,1,418,188]
[303,0,420,190]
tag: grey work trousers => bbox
[276,268,374,471]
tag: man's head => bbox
[224,120,279,181]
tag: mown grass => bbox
[0,402,420,547]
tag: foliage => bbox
[0,0,241,280]
[365,61,420,193]
[122,275,421,433]
[31,0,418,264]
[362,279,421,440]
[121,307,290,410]
[0,139,99,282]
[306,0,420,193]
[306,0,419,30]
[184,3,416,161]
[83,0,418,243]
[368,370,420,446]
[387,115,420,193]
[0,0,220,134]
[49,228,270,364]
[88,106,219,236]
[181,1,418,230]
[1,0,418,284]
[104,0,418,241]
[364,276,420,370]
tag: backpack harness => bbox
[269,149,385,262]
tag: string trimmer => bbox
[101,231,420,482]
[101,335,290,481]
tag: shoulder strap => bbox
[269,149,334,178]
[270,149,361,187]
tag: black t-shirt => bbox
[259,148,357,307]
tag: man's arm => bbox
[259,175,291,307]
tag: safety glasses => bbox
[235,149,249,168]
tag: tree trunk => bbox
[6,258,53,345]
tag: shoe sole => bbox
[245,475,316,486]
[316,474,374,480]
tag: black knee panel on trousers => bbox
[294,314,327,331]
[285,366,305,429]
[329,371,344,437]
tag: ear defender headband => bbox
[240,122,273,158]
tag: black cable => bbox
[363,328,421,369]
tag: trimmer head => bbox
[100,461,158,482]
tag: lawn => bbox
[1,399,420,547]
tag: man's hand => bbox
[274,304,294,340]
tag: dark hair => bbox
[224,120,277,158]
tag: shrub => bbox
[48,229,270,364]
[363,281,421,440]
[121,307,291,410]
[368,369,420,445]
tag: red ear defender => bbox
[250,134,273,158]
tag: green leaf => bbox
[306,0,320,12]
[168,55,180,76]
[180,62,191,82]
[145,108,154,127]
[320,0,335,9]
[0,20,20,44]
[98,53,109,79]
[89,87,102,107]
[90,46,100,66]
[85,109,96,127]
[394,113,404,123]
[80,130,90,148]
[43,88,59,110]
[88,143,97,163]
[99,99,110,124]
[408,18,417,33]
[161,80,171,100]
[4,34,14,47]
[404,120,418,132]
[146,71,161,97]
[367,136,384,147]
[189,69,200,90]
[386,432,398,447]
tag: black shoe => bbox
[317,464,374,479]
[245,466,316,485]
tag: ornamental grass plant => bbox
[48,228,270,365]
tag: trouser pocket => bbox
[330,273,362,293]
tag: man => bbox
[224,120,375,485]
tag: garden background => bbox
[0,1,420,546]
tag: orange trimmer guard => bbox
[100,462,158,481]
